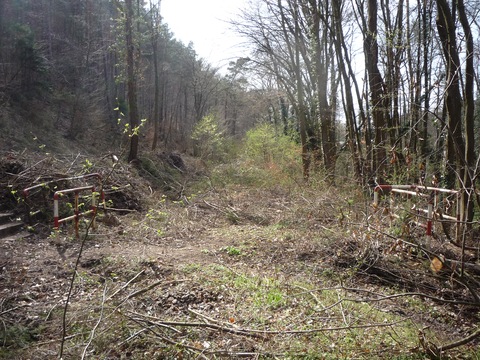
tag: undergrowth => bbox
[2,125,479,359]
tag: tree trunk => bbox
[332,0,366,184]
[294,19,311,180]
[420,0,432,162]
[435,0,464,189]
[457,0,475,224]
[310,0,336,182]
[126,0,140,162]
[277,0,311,179]
[364,0,388,180]
[150,3,160,151]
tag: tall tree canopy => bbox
[235,0,477,189]
[0,0,260,157]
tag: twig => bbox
[203,200,228,214]
[45,301,62,321]
[0,304,29,316]
[125,279,180,302]
[59,153,123,358]
[451,274,480,303]
[196,350,281,358]
[127,311,267,339]
[82,282,108,360]
[123,318,284,358]
[126,315,209,360]
[127,310,405,336]
[67,153,81,173]
[102,207,137,213]
[118,325,155,346]
[188,307,224,325]
[106,269,145,301]
[341,286,480,307]
[291,285,347,313]
[59,209,95,358]
[292,285,323,306]
[338,292,349,326]
[24,333,85,348]
[438,326,480,352]
[17,158,49,178]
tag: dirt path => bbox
[2,170,479,358]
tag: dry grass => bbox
[1,154,480,359]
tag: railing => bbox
[23,173,102,198]
[23,173,105,237]
[53,185,105,237]
[373,184,461,240]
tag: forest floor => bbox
[1,150,480,359]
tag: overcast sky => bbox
[161,0,247,71]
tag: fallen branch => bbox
[420,326,480,359]
[103,207,137,213]
[119,325,155,346]
[124,279,182,301]
[106,269,145,301]
[126,315,209,360]
[122,317,289,358]
[438,326,480,353]
[127,310,406,336]
[188,307,224,325]
[341,286,480,307]
[127,311,267,339]
[114,279,184,310]
[0,304,29,316]
[82,282,108,360]
[440,257,480,276]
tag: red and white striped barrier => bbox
[54,186,104,237]
[23,173,102,198]
[373,184,460,238]
[23,173,105,237]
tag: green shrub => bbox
[244,122,301,173]
[191,114,226,161]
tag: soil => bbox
[1,151,479,359]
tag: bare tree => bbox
[331,0,367,183]
[457,0,476,226]
[234,0,340,180]
[148,1,162,150]
[125,0,140,162]
[302,0,337,181]
[435,0,476,233]
[364,0,389,179]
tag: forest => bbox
[0,0,479,189]
[1,0,480,358]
